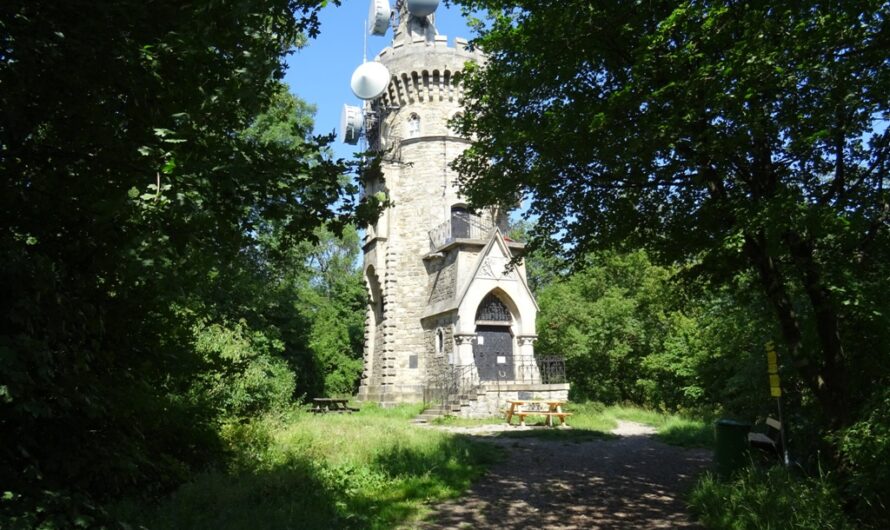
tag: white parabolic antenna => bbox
[407,0,440,17]
[368,0,391,36]
[350,61,391,100]
[340,104,363,145]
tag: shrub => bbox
[835,388,890,528]
[192,321,295,418]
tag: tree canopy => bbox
[453,0,889,432]
[0,1,380,525]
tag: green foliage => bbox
[507,219,565,293]
[192,321,295,418]
[0,0,380,525]
[690,467,853,530]
[120,406,501,530]
[271,224,367,398]
[834,387,890,527]
[537,250,772,416]
[452,0,889,438]
[537,251,671,403]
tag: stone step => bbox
[413,406,450,423]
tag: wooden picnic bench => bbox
[311,398,359,414]
[504,400,572,427]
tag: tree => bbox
[536,250,777,414]
[266,224,367,398]
[537,251,672,403]
[0,0,386,525]
[453,0,889,433]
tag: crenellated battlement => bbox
[373,36,483,108]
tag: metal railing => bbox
[423,355,567,413]
[424,362,479,411]
[428,212,513,251]
[496,355,567,385]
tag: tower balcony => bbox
[428,211,521,251]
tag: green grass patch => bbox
[599,404,714,448]
[429,415,504,427]
[690,467,853,529]
[116,404,501,530]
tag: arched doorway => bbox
[473,292,514,381]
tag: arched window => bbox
[435,328,445,354]
[475,293,512,324]
[406,113,421,138]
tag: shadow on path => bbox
[419,423,711,529]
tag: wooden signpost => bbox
[765,341,790,465]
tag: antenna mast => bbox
[363,19,368,62]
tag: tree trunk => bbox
[744,231,850,431]
[743,233,821,393]
[784,230,849,429]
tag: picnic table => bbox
[505,400,571,427]
[311,398,359,414]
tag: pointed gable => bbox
[454,229,539,313]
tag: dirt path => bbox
[417,421,711,529]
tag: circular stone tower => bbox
[357,5,488,405]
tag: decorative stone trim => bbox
[454,334,476,346]
[517,335,538,346]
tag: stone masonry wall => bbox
[463,384,571,419]
[426,250,457,305]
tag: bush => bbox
[192,321,295,418]
[835,388,890,528]
[689,467,852,530]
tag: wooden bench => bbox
[505,400,572,427]
[310,398,359,414]
[513,411,573,427]
[747,417,782,455]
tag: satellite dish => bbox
[368,0,391,36]
[340,105,363,145]
[406,0,439,17]
[350,61,391,100]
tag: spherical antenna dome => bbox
[406,0,439,17]
[368,0,391,36]
[350,61,391,100]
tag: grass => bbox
[430,402,713,448]
[115,401,711,529]
[430,414,504,427]
[690,466,853,529]
[598,404,715,448]
[116,404,501,530]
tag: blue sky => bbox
[284,1,475,161]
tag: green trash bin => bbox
[714,419,752,478]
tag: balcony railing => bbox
[428,211,514,251]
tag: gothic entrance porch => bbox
[420,289,570,419]
[473,293,515,381]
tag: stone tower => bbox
[357,4,565,410]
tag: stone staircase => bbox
[411,387,480,424]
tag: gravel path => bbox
[417,421,711,529]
